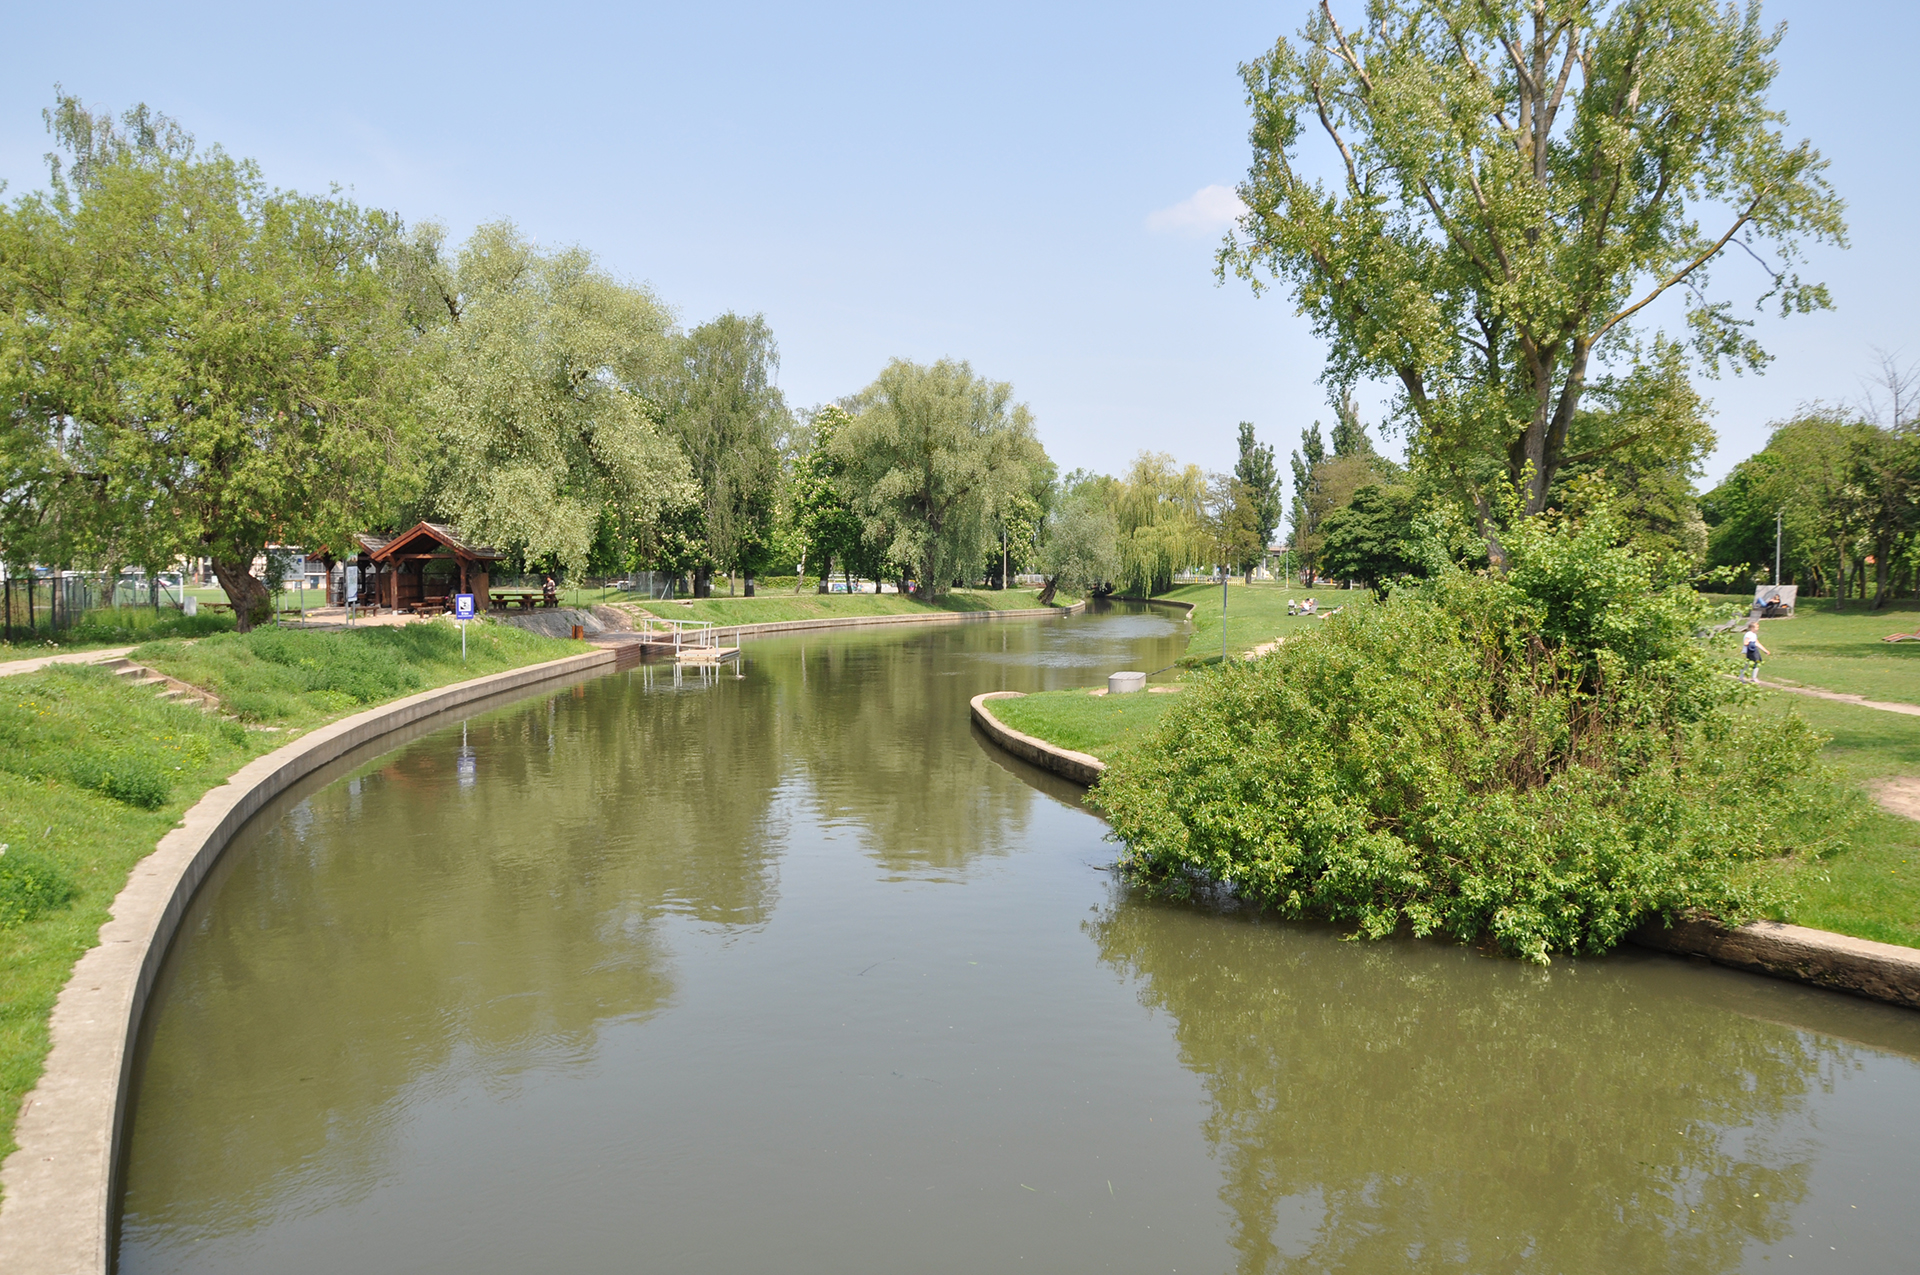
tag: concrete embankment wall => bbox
[0,650,616,1275]
[970,691,1106,787]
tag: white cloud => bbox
[1146,184,1248,235]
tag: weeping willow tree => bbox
[408,221,691,577]
[1110,453,1210,596]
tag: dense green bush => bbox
[1098,509,1835,962]
[0,844,77,928]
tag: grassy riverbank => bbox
[623,587,1066,626]
[1157,581,1369,663]
[134,617,585,728]
[0,620,585,1186]
[990,689,1178,759]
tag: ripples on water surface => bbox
[118,606,1920,1273]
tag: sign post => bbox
[290,553,307,625]
[454,593,475,660]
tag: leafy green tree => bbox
[1108,452,1209,596]
[1319,482,1423,589]
[1701,411,1887,603]
[1220,0,1847,533]
[1037,491,1119,605]
[659,313,789,595]
[411,221,690,581]
[834,359,1049,598]
[787,405,869,591]
[1231,422,1283,581]
[1289,407,1399,583]
[0,93,417,629]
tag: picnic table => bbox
[491,590,558,610]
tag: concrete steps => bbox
[99,658,219,710]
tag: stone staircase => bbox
[97,657,219,710]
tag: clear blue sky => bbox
[3,1,1912,488]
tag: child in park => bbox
[1741,621,1770,681]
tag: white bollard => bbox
[1108,671,1147,695]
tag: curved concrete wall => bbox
[969,691,1106,787]
[0,649,615,1275]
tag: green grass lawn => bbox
[1156,581,1370,663]
[0,669,276,1189]
[988,688,1179,759]
[1752,691,1920,949]
[1701,595,1920,706]
[0,621,586,1189]
[621,587,1065,626]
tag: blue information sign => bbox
[454,593,476,620]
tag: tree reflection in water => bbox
[1089,898,1844,1274]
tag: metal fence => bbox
[3,570,189,640]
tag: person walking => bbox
[1741,621,1770,682]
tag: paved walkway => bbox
[0,646,135,679]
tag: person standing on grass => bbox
[1742,621,1770,681]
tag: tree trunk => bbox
[1037,576,1058,607]
[212,556,270,632]
[693,565,712,598]
[795,547,808,594]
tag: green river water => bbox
[117,605,1920,1273]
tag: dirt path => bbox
[1756,679,1920,718]
[1870,777,1920,821]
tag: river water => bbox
[117,605,1920,1273]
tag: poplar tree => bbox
[1220,0,1846,541]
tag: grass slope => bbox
[624,587,1063,626]
[0,621,583,1186]
[135,618,584,728]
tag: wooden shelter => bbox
[367,522,504,613]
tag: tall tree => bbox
[1231,422,1283,581]
[659,312,789,595]
[1108,452,1210,597]
[1037,486,1119,606]
[411,221,689,581]
[787,405,868,591]
[835,359,1048,598]
[1,93,418,629]
[1220,0,1846,538]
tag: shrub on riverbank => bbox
[1098,511,1838,962]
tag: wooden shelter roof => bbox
[367,521,505,564]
